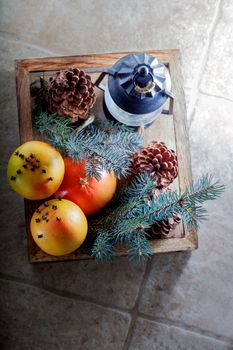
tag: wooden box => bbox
[15,50,198,263]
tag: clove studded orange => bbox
[7,141,65,200]
[30,198,88,256]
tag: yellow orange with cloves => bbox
[7,141,64,200]
[30,199,88,256]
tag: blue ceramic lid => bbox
[107,53,173,114]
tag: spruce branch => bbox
[91,230,116,262]
[178,174,224,229]
[66,120,141,178]
[33,111,143,179]
[112,216,151,245]
[147,191,181,224]
[90,174,224,263]
[127,230,152,263]
[33,111,73,150]
[182,174,224,205]
[119,173,156,204]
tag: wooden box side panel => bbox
[169,53,198,249]
[16,50,179,71]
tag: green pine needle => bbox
[33,111,143,179]
[89,174,224,262]
[120,172,156,203]
[33,111,73,150]
[183,174,225,204]
[127,231,152,264]
[91,231,116,262]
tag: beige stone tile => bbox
[0,0,219,87]
[0,279,131,350]
[190,94,233,197]
[139,244,233,338]
[0,92,18,140]
[0,37,55,144]
[0,37,55,73]
[201,0,233,100]
[129,318,232,350]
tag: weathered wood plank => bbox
[169,53,198,249]
[15,67,33,143]
[15,50,178,71]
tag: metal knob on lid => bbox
[95,52,174,127]
[134,65,156,96]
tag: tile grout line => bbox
[187,0,223,129]
[138,312,233,346]
[0,274,130,316]
[122,258,154,350]
[199,90,233,104]
[0,34,64,56]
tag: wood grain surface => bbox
[15,50,197,263]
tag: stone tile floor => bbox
[0,1,233,349]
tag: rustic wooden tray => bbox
[15,50,198,263]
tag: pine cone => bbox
[131,141,178,189]
[45,68,96,122]
[149,214,181,239]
